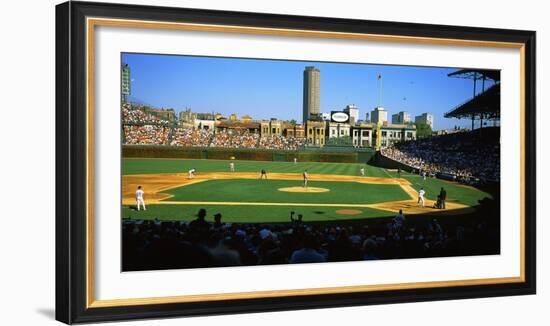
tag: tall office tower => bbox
[303,66,321,123]
[392,111,412,124]
[371,107,388,124]
[344,104,359,124]
[415,112,435,129]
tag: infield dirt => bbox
[122,172,472,215]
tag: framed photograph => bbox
[56,1,536,324]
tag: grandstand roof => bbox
[444,83,500,119]
[447,69,500,82]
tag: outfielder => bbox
[360,167,365,176]
[417,187,425,208]
[229,162,235,172]
[135,185,146,211]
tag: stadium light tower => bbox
[121,63,131,103]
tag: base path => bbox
[278,187,330,193]
[122,172,471,215]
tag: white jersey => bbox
[418,190,425,198]
[136,189,144,199]
[189,169,196,174]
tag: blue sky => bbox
[122,53,497,130]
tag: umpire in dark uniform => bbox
[439,187,447,209]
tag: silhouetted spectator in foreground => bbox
[289,234,326,264]
[189,208,211,236]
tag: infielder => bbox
[229,162,235,172]
[260,169,267,179]
[303,170,309,188]
[188,168,196,179]
[417,187,425,208]
[360,167,365,176]
[135,185,146,211]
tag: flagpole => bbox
[378,73,383,107]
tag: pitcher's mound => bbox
[335,209,363,215]
[278,187,330,193]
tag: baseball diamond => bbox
[122,158,489,223]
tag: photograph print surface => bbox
[120,53,500,271]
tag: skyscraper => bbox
[344,104,359,124]
[303,66,320,123]
[415,113,435,129]
[371,107,388,124]
[392,111,412,124]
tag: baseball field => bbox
[122,158,492,223]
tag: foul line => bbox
[159,201,379,208]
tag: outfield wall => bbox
[122,145,376,163]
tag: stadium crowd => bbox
[122,199,499,270]
[210,130,260,149]
[381,129,500,183]
[123,125,171,145]
[122,103,170,125]
[170,128,212,147]
[259,135,307,150]
[122,105,309,150]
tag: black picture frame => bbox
[56,1,536,324]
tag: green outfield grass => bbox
[123,158,393,177]
[122,204,395,223]
[162,179,409,204]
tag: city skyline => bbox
[122,53,498,130]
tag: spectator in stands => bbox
[189,208,210,235]
[289,234,326,264]
[122,196,500,271]
[380,129,500,184]
[212,212,225,230]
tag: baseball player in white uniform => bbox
[229,162,235,172]
[360,167,365,176]
[303,170,309,188]
[188,168,196,179]
[135,186,146,211]
[418,187,426,208]
[294,157,297,164]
